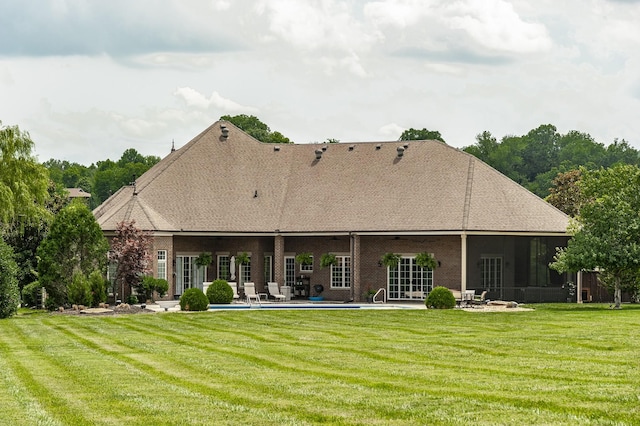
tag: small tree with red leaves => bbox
[109,220,153,302]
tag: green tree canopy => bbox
[37,200,109,306]
[220,114,292,144]
[550,164,640,308]
[399,128,445,142]
[0,122,50,227]
[0,238,19,318]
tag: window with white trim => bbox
[264,255,273,283]
[331,255,351,288]
[387,256,433,300]
[284,256,296,286]
[176,255,206,294]
[157,250,167,280]
[241,256,251,284]
[217,254,230,280]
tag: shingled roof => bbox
[93,120,569,235]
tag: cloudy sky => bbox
[1,0,639,165]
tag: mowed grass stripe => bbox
[114,308,640,422]
[1,305,639,424]
[39,316,375,425]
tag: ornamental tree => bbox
[550,164,640,308]
[109,220,153,301]
[37,200,109,307]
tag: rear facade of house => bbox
[94,121,573,303]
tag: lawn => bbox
[1,304,639,425]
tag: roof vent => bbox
[315,149,323,160]
[321,145,327,152]
[403,143,409,149]
[348,145,355,151]
[220,125,229,139]
[274,146,280,152]
[396,146,405,158]
[376,144,381,150]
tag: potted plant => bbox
[364,288,376,303]
[415,252,438,270]
[235,252,250,266]
[195,252,212,268]
[320,253,337,268]
[295,252,313,266]
[381,252,402,269]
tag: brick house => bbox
[94,120,572,303]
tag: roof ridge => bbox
[462,156,475,229]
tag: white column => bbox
[461,233,467,292]
[577,271,583,303]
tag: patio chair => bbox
[228,282,240,301]
[472,291,488,305]
[267,282,286,302]
[243,282,260,304]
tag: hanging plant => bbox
[235,252,250,265]
[415,252,438,270]
[320,253,337,268]
[295,252,313,266]
[381,252,402,269]
[195,252,212,267]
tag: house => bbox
[93,120,572,303]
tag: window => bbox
[241,256,251,284]
[217,255,230,280]
[387,256,433,300]
[481,256,502,292]
[157,250,167,280]
[300,255,313,273]
[284,256,296,286]
[264,255,273,283]
[331,255,351,289]
[176,255,207,294]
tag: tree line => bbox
[2,116,640,317]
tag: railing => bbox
[373,288,386,304]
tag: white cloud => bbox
[444,0,552,53]
[212,0,231,11]
[173,87,259,113]
[378,123,405,139]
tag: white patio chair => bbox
[243,282,260,305]
[267,282,286,302]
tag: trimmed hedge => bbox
[206,279,233,304]
[425,286,456,309]
[180,288,209,311]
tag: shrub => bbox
[68,272,93,307]
[22,281,42,308]
[180,288,209,311]
[0,239,20,318]
[206,279,233,304]
[140,276,169,302]
[425,286,456,309]
[127,295,138,305]
[88,270,108,307]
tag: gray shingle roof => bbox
[93,121,569,235]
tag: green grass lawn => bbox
[1,304,640,425]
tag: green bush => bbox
[127,295,139,305]
[425,286,456,309]
[139,276,169,302]
[68,272,93,307]
[206,279,233,304]
[88,270,107,307]
[22,281,43,308]
[0,239,20,318]
[180,288,209,311]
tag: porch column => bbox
[460,233,467,292]
[351,233,361,302]
[274,234,285,285]
[577,270,583,303]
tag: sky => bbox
[1,0,640,165]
